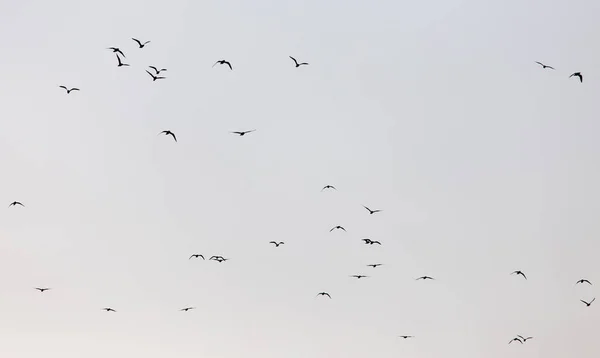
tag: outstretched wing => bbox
[226,62,233,70]
[132,38,142,46]
[289,56,298,65]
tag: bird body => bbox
[398,335,414,339]
[535,61,554,70]
[102,308,116,312]
[316,292,331,298]
[159,130,177,142]
[9,201,24,207]
[581,298,596,307]
[570,72,583,82]
[330,226,346,232]
[416,276,434,280]
[367,264,383,268]
[363,205,382,214]
[231,130,255,136]
[132,38,151,48]
[511,270,527,280]
[213,60,233,70]
[189,254,205,260]
[351,275,369,279]
[321,185,336,191]
[269,241,284,247]
[59,86,80,94]
[289,56,309,67]
[180,307,195,312]
[34,287,50,292]
[576,279,592,285]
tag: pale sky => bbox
[1,0,599,357]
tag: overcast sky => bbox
[1,0,599,357]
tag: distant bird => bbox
[209,256,224,261]
[368,240,381,245]
[107,47,125,58]
[569,72,583,83]
[398,335,414,339]
[316,292,331,299]
[132,38,150,48]
[321,185,336,191]
[9,201,24,207]
[535,61,554,70]
[289,56,309,67]
[180,307,195,312]
[269,241,284,247]
[576,279,592,285]
[416,276,434,280]
[363,205,382,215]
[231,130,255,136]
[59,86,79,94]
[149,66,167,75]
[213,60,232,70]
[102,308,116,312]
[115,54,129,67]
[350,275,368,279]
[509,337,523,344]
[580,298,596,307]
[367,264,383,268]
[34,287,50,293]
[189,254,205,260]
[159,130,177,142]
[517,335,533,342]
[330,226,346,232]
[511,270,527,280]
[146,70,166,81]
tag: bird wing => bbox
[289,56,298,65]
[580,300,589,305]
[116,49,125,57]
[591,298,596,304]
[146,70,156,78]
[231,131,243,135]
[269,241,277,244]
[363,205,371,212]
[520,272,527,279]
[156,76,166,80]
[299,62,309,66]
[535,61,544,66]
[546,66,554,70]
[226,62,232,70]
[325,293,331,298]
[149,66,158,73]
[169,132,177,142]
[59,85,67,90]
[132,38,142,46]
[71,88,80,91]
[340,227,346,231]
[143,41,151,45]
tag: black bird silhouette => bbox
[361,238,372,244]
[569,72,583,82]
[180,307,195,312]
[576,279,592,285]
[398,335,414,339]
[107,47,125,58]
[367,264,383,268]
[330,226,346,232]
[9,201,24,207]
[132,38,150,48]
[34,287,50,293]
[189,254,205,260]
[517,335,533,342]
[159,130,177,142]
[509,337,523,344]
[581,298,596,307]
[213,60,232,70]
[289,56,309,67]
[316,292,331,298]
[149,66,167,75]
[416,276,434,280]
[321,185,336,191]
[363,205,382,215]
[269,241,284,247]
[115,54,129,67]
[511,271,527,280]
[231,130,255,136]
[368,240,382,245]
[146,70,166,81]
[102,308,116,312]
[535,61,554,70]
[209,256,224,261]
[59,86,79,94]
[350,275,369,279]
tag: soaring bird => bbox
[213,60,233,70]
[368,240,382,245]
[231,130,255,136]
[509,337,523,344]
[102,308,117,312]
[180,307,195,312]
[398,335,414,339]
[107,47,126,58]
[59,86,79,94]
[367,264,383,268]
[535,61,554,70]
[350,275,369,279]
[132,38,150,48]
[363,205,382,215]
[146,70,166,82]
[316,292,331,298]
[517,335,533,342]
[321,185,336,191]
[9,201,24,207]
[159,130,177,142]
[569,72,583,82]
[189,254,205,260]
[416,276,435,280]
[269,241,284,247]
[581,298,596,307]
[34,287,50,293]
[149,66,167,75]
[511,271,527,280]
[330,226,346,232]
[116,54,129,67]
[576,279,592,285]
[289,56,309,67]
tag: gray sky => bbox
[1,0,599,357]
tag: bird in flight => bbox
[398,335,414,339]
[321,185,336,191]
[350,275,369,279]
[362,238,372,244]
[367,264,383,268]
[231,130,255,136]
[180,307,195,312]
[9,201,24,207]
[368,240,382,245]
[102,308,117,312]
[149,66,167,75]
[416,276,435,280]
[146,70,166,82]
[535,61,554,70]
[289,56,309,67]
[316,292,331,299]
[517,335,533,342]
[34,287,50,293]
[59,86,79,94]
[580,298,596,307]
[159,130,177,142]
[269,241,284,247]
[511,270,527,280]
[132,38,150,48]
[363,205,382,215]
[509,337,523,344]
[189,254,205,260]
[213,60,233,70]
[107,47,125,58]
[569,72,583,83]
[115,54,129,67]
[576,279,592,285]
[330,226,346,232]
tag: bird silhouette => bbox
[363,205,382,215]
[213,60,233,70]
[416,276,434,280]
[321,185,336,191]
[269,241,284,247]
[9,201,24,207]
[581,298,596,307]
[350,275,369,279]
[576,279,592,285]
[398,335,414,339]
[367,264,383,268]
[189,254,205,260]
[59,86,79,94]
[107,47,125,58]
[146,70,166,81]
[209,256,224,261]
[115,54,129,67]
[159,130,177,142]
[102,308,117,312]
[330,226,346,232]
[517,335,533,342]
[535,61,554,70]
[511,271,527,280]
[231,130,255,136]
[34,287,50,293]
[361,238,372,244]
[509,337,523,344]
[569,72,583,82]
[149,66,167,75]
[180,307,195,312]
[316,292,331,298]
[289,56,309,67]
[368,240,381,245]
[132,38,150,48]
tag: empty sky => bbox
[1,0,599,357]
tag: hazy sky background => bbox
[1,0,599,357]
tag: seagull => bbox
[189,254,205,260]
[576,279,592,285]
[398,335,414,339]
[535,61,554,70]
[363,205,382,215]
[509,337,523,344]
[269,241,284,247]
[368,240,381,245]
[180,307,195,312]
[416,276,435,280]
[107,47,125,58]
[350,275,369,279]
[321,185,336,191]
[316,292,331,298]
[289,56,309,67]
[102,308,117,312]
[367,264,383,268]
[213,60,232,70]
[132,38,150,48]
[34,287,50,293]
[59,86,79,94]
[330,226,346,232]
[569,72,583,83]
[209,256,224,261]
[9,201,24,207]
[231,130,255,136]
[159,130,177,142]
[511,271,527,280]
[517,335,533,342]
[149,66,167,75]
[581,298,596,307]
[116,54,129,67]
[146,70,166,81]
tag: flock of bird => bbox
[7,36,596,348]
